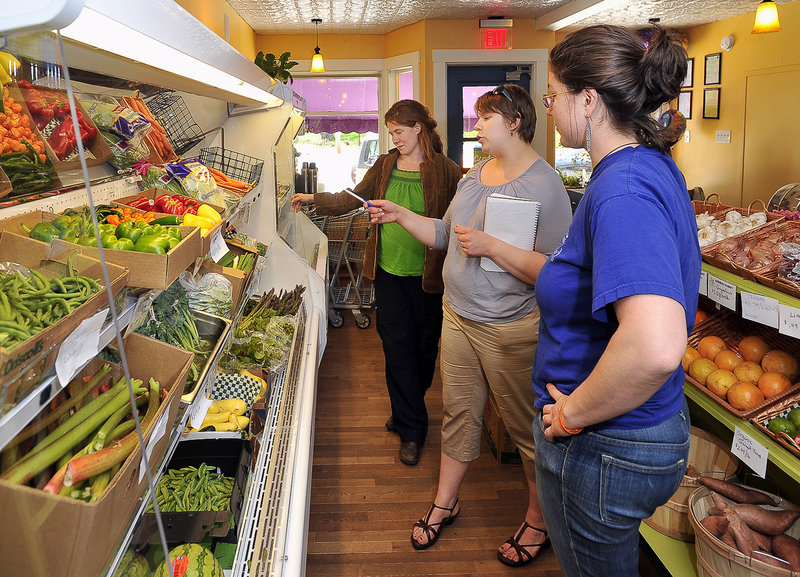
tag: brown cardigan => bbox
[311,148,462,293]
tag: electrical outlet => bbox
[684,130,691,143]
[715,130,731,144]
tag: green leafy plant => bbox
[558,170,584,188]
[254,51,299,84]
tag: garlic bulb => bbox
[748,212,767,226]
[698,226,717,247]
[696,212,714,229]
[725,210,743,223]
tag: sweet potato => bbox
[752,530,773,554]
[731,504,800,536]
[772,534,800,571]
[711,491,759,556]
[700,515,729,538]
[699,476,778,505]
[720,529,737,549]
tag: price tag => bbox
[56,308,108,387]
[699,270,708,296]
[707,275,737,311]
[741,292,779,328]
[124,290,158,337]
[140,407,170,483]
[731,427,768,478]
[190,395,214,430]
[209,229,228,262]
[778,304,800,339]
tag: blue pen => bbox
[344,188,376,208]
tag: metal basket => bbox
[200,147,264,186]
[145,91,204,155]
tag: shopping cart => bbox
[319,208,375,329]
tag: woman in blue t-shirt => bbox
[532,25,701,576]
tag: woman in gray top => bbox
[368,84,572,566]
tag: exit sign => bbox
[482,27,512,49]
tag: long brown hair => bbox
[384,100,443,161]
[549,25,687,154]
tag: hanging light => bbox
[752,0,782,34]
[311,18,325,73]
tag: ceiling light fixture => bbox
[752,0,782,33]
[311,18,325,73]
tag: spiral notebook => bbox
[480,193,541,273]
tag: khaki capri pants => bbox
[439,301,539,482]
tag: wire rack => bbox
[200,147,264,186]
[146,92,205,155]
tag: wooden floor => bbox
[305,314,564,577]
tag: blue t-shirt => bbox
[533,146,701,430]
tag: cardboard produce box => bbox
[0,332,192,577]
[0,211,201,290]
[0,232,129,408]
[482,390,522,466]
[198,241,259,315]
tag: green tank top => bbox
[378,169,426,276]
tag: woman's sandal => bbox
[411,498,460,550]
[497,521,550,567]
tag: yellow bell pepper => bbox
[183,213,215,229]
[0,52,20,84]
[197,204,222,223]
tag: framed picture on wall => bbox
[682,58,694,88]
[703,88,720,119]
[704,52,722,85]
[678,91,692,119]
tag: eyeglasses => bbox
[492,86,513,102]
[541,90,572,108]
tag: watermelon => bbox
[113,550,149,577]
[152,544,224,577]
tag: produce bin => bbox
[752,396,800,459]
[180,310,232,404]
[198,241,260,315]
[145,91,204,155]
[0,333,193,577]
[199,146,263,190]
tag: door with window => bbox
[446,65,530,169]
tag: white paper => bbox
[124,290,157,338]
[139,407,170,483]
[480,194,540,273]
[190,395,214,430]
[731,427,768,478]
[741,292,779,328]
[778,303,800,339]
[708,275,737,311]
[699,271,708,296]
[56,308,108,387]
[209,228,228,262]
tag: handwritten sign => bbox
[731,427,768,478]
[209,229,228,263]
[741,292,779,328]
[699,271,708,296]
[708,275,737,311]
[779,304,800,339]
[190,394,214,430]
[56,309,109,387]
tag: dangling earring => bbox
[585,117,592,152]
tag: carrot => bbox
[772,534,800,571]
[698,476,778,505]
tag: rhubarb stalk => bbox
[64,378,161,487]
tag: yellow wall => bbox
[174,0,257,60]
[255,34,385,61]
[673,1,800,205]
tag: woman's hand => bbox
[290,193,314,212]
[541,383,574,442]
[454,224,493,257]
[367,198,399,224]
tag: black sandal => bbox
[497,521,550,567]
[411,498,460,550]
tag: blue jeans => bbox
[533,400,690,577]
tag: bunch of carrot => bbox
[0,86,48,162]
[122,94,176,161]
[207,165,255,195]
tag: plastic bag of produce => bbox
[178,271,233,318]
[133,159,184,195]
[101,129,148,170]
[166,159,240,210]
[80,97,151,147]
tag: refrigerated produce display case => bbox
[0,2,327,576]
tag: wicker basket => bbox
[703,220,786,281]
[694,194,733,217]
[686,311,800,419]
[688,486,800,577]
[701,200,785,259]
[753,396,800,459]
[644,427,739,541]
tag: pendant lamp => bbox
[752,0,782,33]
[311,18,325,72]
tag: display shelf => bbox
[639,523,697,577]
[0,294,137,450]
[703,262,800,308]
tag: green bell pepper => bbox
[101,234,119,249]
[111,238,135,251]
[51,214,80,233]
[133,234,170,254]
[23,222,60,243]
[164,227,182,241]
[76,236,99,247]
[99,223,116,236]
[115,221,143,244]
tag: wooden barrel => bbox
[644,427,739,541]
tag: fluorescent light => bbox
[60,7,278,104]
[536,0,627,31]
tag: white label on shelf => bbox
[190,395,214,430]
[140,407,170,483]
[209,229,228,262]
[55,308,109,388]
[699,271,708,296]
[124,290,158,338]
[708,276,737,311]
[778,304,800,339]
[731,427,768,478]
[741,292,779,328]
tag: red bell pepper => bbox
[175,195,200,210]
[128,196,154,210]
[48,117,78,159]
[154,195,186,215]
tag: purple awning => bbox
[305,115,379,134]
[293,77,379,134]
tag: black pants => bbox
[374,266,443,446]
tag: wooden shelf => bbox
[639,523,697,577]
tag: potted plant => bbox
[254,51,299,84]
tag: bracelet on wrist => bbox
[558,401,584,435]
